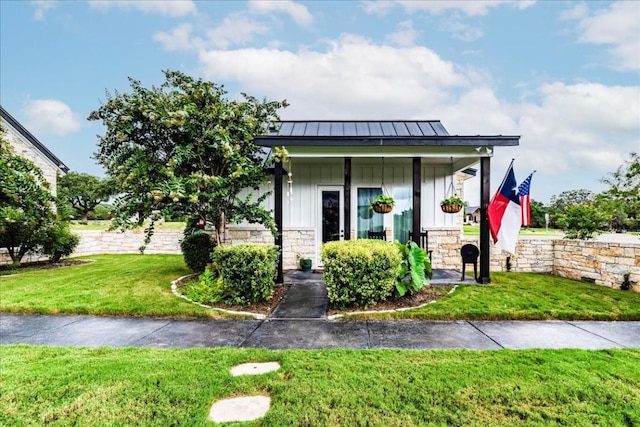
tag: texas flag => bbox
[488,162,522,254]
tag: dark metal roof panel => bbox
[256,120,519,147]
[417,122,437,136]
[0,105,69,173]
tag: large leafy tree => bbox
[0,127,60,264]
[57,172,115,221]
[89,70,287,245]
[598,152,640,231]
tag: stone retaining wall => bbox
[72,230,183,255]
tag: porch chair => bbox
[408,231,433,261]
[367,230,387,241]
[460,243,479,281]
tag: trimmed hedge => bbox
[321,239,402,309]
[180,232,216,273]
[211,243,279,305]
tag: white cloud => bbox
[248,0,313,26]
[361,1,395,16]
[205,13,269,50]
[396,0,535,16]
[386,20,419,46]
[31,0,56,21]
[22,99,82,136]
[87,0,196,17]
[154,23,200,51]
[564,1,640,71]
[198,34,469,119]
[439,13,484,41]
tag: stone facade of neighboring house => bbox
[0,105,69,196]
[0,105,69,264]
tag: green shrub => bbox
[321,239,402,309]
[183,267,223,305]
[41,222,80,263]
[180,232,216,273]
[211,243,278,305]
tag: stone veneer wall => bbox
[72,230,183,256]
[224,226,315,271]
[552,240,639,291]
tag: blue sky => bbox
[1,0,638,204]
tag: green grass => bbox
[69,221,186,231]
[0,255,220,318]
[2,256,639,320]
[463,225,564,237]
[1,345,638,426]
[351,272,640,320]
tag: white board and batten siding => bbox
[235,158,464,232]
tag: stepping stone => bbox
[209,396,271,423]
[231,362,280,376]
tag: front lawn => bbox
[0,255,218,318]
[1,345,638,426]
[354,272,640,320]
[1,255,638,320]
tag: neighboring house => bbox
[233,120,519,284]
[465,206,481,223]
[0,105,69,195]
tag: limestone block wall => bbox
[427,228,463,270]
[460,237,554,273]
[553,240,640,291]
[224,225,314,270]
[3,122,62,196]
[72,230,183,256]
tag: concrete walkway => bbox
[2,314,639,350]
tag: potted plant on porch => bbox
[297,254,313,272]
[440,195,465,214]
[370,194,395,214]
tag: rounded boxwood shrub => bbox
[212,243,278,305]
[41,222,80,263]
[180,232,216,273]
[321,239,402,309]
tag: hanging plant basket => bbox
[440,203,463,214]
[370,194,395,214]
[440,196,465,214]
[372,203,393,214]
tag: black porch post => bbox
[274,160,283,283]
[412,157,421,245]
[479,156,491,283]
[344,157,351,240]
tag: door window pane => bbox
[322,190,341,243]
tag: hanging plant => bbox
[440,195,465,214]
[370,194,395,214]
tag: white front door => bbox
[316,186,344,266]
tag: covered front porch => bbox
[254,120,519,284]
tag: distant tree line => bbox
[526,153,639,239]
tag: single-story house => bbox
[465,206,481,223]
[0,105,69,195]
[227,120,519,284]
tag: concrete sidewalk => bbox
[1,314,638,350]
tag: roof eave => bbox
[0,105,70,173]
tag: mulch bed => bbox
[327,286,450,316]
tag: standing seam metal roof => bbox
[272,120,450,137]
